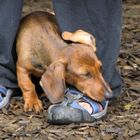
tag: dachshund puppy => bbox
[16,11,112,112]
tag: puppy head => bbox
[40,29,112,103]
[64,43,112,101]
[40,61,66,103]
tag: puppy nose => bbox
[105,91,112,99]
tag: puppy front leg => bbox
[17,65,43,112]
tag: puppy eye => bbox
[81,72,92,79]
[100,66,103,72]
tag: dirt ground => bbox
[0,0,139,140]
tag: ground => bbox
[0,0,139,140]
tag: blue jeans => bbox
[0,0,23,88]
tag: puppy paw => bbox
[24,98,43,113]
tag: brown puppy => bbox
[16,11,112,112]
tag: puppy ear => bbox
[62,29,96,52]
[40,61,66,103]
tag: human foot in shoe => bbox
[47,88,109,124]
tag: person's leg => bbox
[52,0,123,98]
[0,0,23,88]
[0,0,23,108]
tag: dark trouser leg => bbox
[52,0,123,98]
[0,0,23,88]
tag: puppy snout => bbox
[99,75,112,99]
[103,82,112,99]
